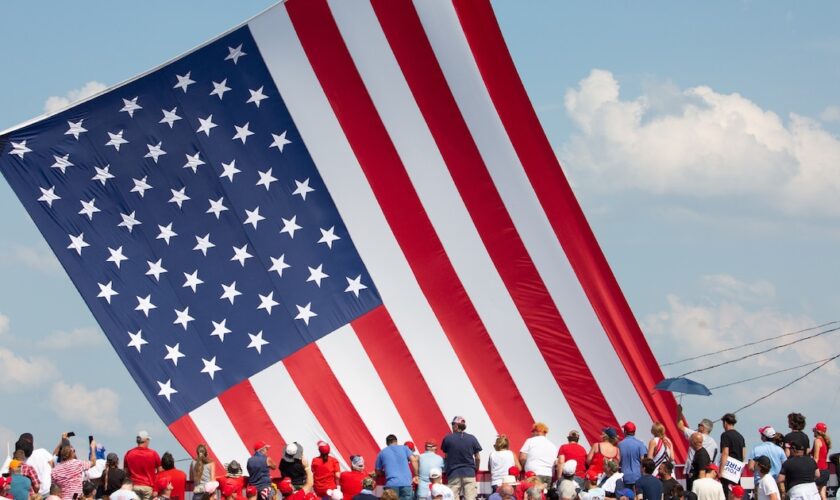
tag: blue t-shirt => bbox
[375,444,413,487]
[441,432,482,479]
[748,442,787,482]
[617,436,647,484]
[247,452,271,489]
[417,452,445,497]
[633,474,662,500]
[10,475,32,500]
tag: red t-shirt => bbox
[311,456,340,497]
[156,469,187,500]
[558,443,587,476]
[125,447,162,487]
[339,471,369,500]
[287,490,319,500]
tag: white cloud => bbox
[700,273,775,303]
[0,313,9,336]
[820,105,840,123]
[0,347,60,390]
[49,382,122,435]
[561,69,840,215]
[38,327,103,350]
[43,81,107,114]
[5,244,61,273]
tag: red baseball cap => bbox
[508,466,520,476]
[246,486,257,498]
[814,422,828,433]
[318,440,331,454]
[524,471,536,479]
[279,478,294,495]
[404,441,416,451]
[623,421,636,433]
[253,441,268,452]
[705,464,719,471]
[155,478,172,493]
[586,471,599,482]
[730,485,745,498]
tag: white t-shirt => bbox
[110,488,140,500]
[27,448,54,496]
[757,474,780,500]
[488,450,516,486]
[691,478,725,500]
[520,436,558,477]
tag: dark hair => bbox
[386,434,398,445]
[162,452,175,471]
[758,462,771,474]
[660,461,674,474]
[788,413,806,431]
[546,487,560,500]
[672,485,685,500]
[641,458,656,475]
[83,481,96,497]
[567,431,580,443]
[50,484,62,496]
[722,413,737,425]
[14,434,34,459]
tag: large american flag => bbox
[0,0,683,470]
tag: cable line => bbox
[709,356,834,390]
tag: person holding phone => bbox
[51,433,97,500]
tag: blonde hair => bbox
[816,430,832,450]
[651,422,665,438]
[494,435,510,451]
[193,444,211,481]
[532,422,549,434]
[381,490,399,500]
[601,433,618,446]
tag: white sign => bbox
[721,456,745,483]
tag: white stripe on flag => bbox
[327,0,580,446]
[248,4,499,450]
[190,398,251,467]
[249,361,349,470]
[413,0,651,431]
[316,324,413,445]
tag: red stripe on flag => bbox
[352,305,450,444]
[369,0,621,444]
[218,380,286,475]
[286,0,534,442]
[284,343,382,468]
[168,414,223,471]
[450,0,685,460]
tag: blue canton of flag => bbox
[0,27,381,424]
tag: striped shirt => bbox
[51,459,91,500]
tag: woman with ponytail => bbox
[190,445,217,500]
[812,423,831,500]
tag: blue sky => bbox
[1,2,839,463]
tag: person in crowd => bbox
[747,426,786,485]
[381,490,399,500]
[100,452,126,499]
[524,486,543,500]
[220,460,246,499]
[520,423,557,486]
[339,455,370,500]
[7,459,32,500]
[778,442,819,500]
[516,473,544,500]
[418,441,445,499]
[16,432,53,498]
[311,441,340,498]
[153,478,173,500]
[691,465,723,500]
[489,483,517,500]
[246,486,258,500]
[190,444,217,499]
[46,483,63,500]
[557,460,581,500]
[279,476,316,500]
[375,434,418,500]
[600,460,624,499]
[676,407,718,487]
[810,423,830,500]
[247,441,277,500]
[354,477,378,500]
[617,489,635,500]
[586,428,620,481]
[80,481,97,500]
[687,433,711,493]
[617,422,646,490]
[279,443,307,490]
[490,435,519,493]
[557,431,587,485]
[124,431,161,500]
[580,472,606,500]
[429,473,455,500]
[51,435,97,500]
[729,486,745,500]
[633,458,662,500]
[754,456,780,500]
[647,424,673,469]
[110,479,139,500]
[156,453,186,500]
[11,449,40,497]
[657,462,678,500]
[718,414,745,499]
[784,413,810,458]
[441,417,481,500]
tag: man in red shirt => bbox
[124,431,162,500]
[556,431,587,482]
[310,441,340,497]
[339,455,371,500]
[155,452,186,500]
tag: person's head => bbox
[650,422,665,438]
[107,452,120,468]
[137,430,151,447]
[812,422,832,448]
[283,442,301,463]
[425,439,437,453]
[495,434,510,451]
[704,464,718,479]
[161,452,175,471]
[788,412,806,431]
[690,432,704,450]
[451,416,466,432]
[350,455,365,472]
[278,478,294,497]
[430,484,448,500]
[658,461,674,479]
[532,422,549,436]
[361,478,375,492]
[562,460,577,478]
[756,456,771,477]
[385,434,398,446]
[12,449,25,461]
[15,433,34,459]
[641,458,656,475]
[121,478,134,491]
[601,427,618,445]
[721,413,737,430]
[246,486,257,500]
[155,478,173,498]
[789,441,806,456]
[567,430,580,443]
[82,481,96,499]
[758,426,776,442]
[196,444,210,464]
[622,422,636,436]
[50,484,63,497]
[226,460,242,478]
[672,485,685,500]
[318,441,331,457]
[381,489,399,500]
[429,468,443,484]
[603,459,619,475]
[59,444,75,461]
[498,484,515,499]
[252,440,269,456]
[525,487,543,500]
[698,419,713,435]
[8,460,21,474]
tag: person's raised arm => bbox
[267,455,277,470]
[301,456,313,493]
[676,405,687,433]
[88,439,97,468]
[53,433,67,458]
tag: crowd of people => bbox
[0,410,835,500]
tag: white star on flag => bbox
[92,165,115,185]
[50,154,74,173]
[257,292,280,315]
[247,331,268,354]
[307,264,329,287]
[183,270,204,293]
[131,177,152,197]
[295,303,317,325]
[169,187,191,208]
[210,79,232,100]
[269,255,290,277]
[201,357,222,379]
[183,152,205,173]
[193,234,215,256]
[146,259,167,281]
[318,226,341,249]
[344,275,368,298]
[231,244,253,266]
[232,122,254,144]
[211,319,232,341]
[127,330,147,353]
[157,379,177,401]
[243,207,265,229]
[196,115,217,136]
[67,233,89,255]
[65,120,87,139]
[118,211,142,233]
[247,86,268,107]
[225,44,247,64]
[270,131,291,152]
[120,97,142,117]
[106,246,128,269]
[256,168,277,190]
[157,223,178,245]
[97,281,119,304]
[220,159,241,182]
[79,199,100,220]
[220,282,241,305]
[173,72,195,92]
[207,197,229,219]
[145,142,167,163]
[160,107,182,128]
[105,130,128,151]
[135,295,156,317]
[280,216,302,239]
[173,307,195,330]
[38,186,61,207]
[9,141,32,158]
[292,178,314,200]
[164,343,185,366]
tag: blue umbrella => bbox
[655,377,712,396]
